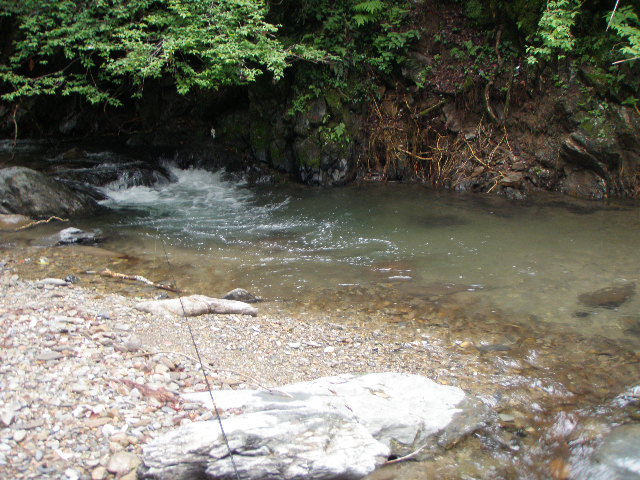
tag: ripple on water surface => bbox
[95,167,640,347]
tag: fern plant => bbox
[352,0,386,26]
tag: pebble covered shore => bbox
[4,241,639,480]
[0,263,455,480]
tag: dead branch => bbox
[100,268,182,293]
[418,99,446,117]
[502,64,516,121]
[15,216,69,231]
[484,25,507,125]
[606,0,621,30]
[484,82,501,125]
[463,136,492,169]
[383,442,432,465]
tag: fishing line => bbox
[159,239,241,480]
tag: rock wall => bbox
[213,78,363,186]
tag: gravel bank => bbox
[0,263,458,480]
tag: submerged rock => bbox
[584,424,640,479]
[0,166,100,218]
[58,227,102,245]
[139,373,493,480]
[135,295,258,317]
[223,288,262,303]
[578,284,636,309]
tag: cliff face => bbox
[1,3,638,200]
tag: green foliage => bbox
[299,0,419,74]
[526,0,581,64]
[353,0,386,27]
[3,0,638,112]
[319,121,349,147]
[0,0,289,104]
[270,0,419,113]
[464,0,639,102]
[464,0,545,38]
[608,5,640,61]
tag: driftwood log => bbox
[135,295,258,317]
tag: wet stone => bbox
[578,283,636,308]
[587,424,640,479]
[223,287,262,303]
[58,227,101,246]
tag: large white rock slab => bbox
[139,409,389,480]
[135,295,258,317]
[139,373,493,480]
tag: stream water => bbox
[3,159,640,478]
[92,166,640,343]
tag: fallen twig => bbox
[100,268,182,293]
[15,216,69,231]
[418,99,446,117]
[383,442,431,465]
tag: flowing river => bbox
[3,159,640,478]
[93,166,640,343]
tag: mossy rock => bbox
[270,138,294,173]
[249,118,273,163]
[216,110,252,144]
[293,134,322,169]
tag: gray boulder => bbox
[0,166,100,218]
[139,373,493,480]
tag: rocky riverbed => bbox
[0,256,487,480]
[2,242,640,480]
